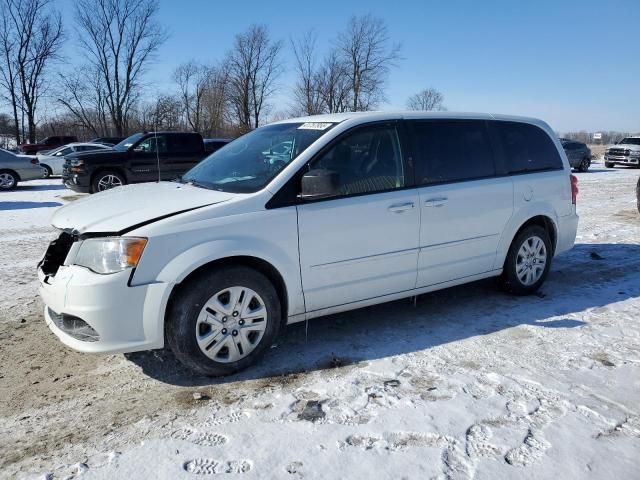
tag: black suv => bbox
[204,138,232,153]
[62,132,208,193]
[560,139,592,172]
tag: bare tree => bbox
[317,49,351,113]
[406,87,446,111]
[336,14,401,111]
[201,63,231,137]
[58,69,112,137]
[291,31,324,116]
[227,24,283,132]
[173,60,212,132]
[74,0,167,136]
[1,0,64,143]
[0,8,21,143]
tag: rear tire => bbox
[500,225,552,295]
[42,164,52,178]
[578,157,590,172]
[605,162,615,168]
[0,170,18,190]
[91,170,125,193]
[166,266,282,376]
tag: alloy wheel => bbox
[97,174,123,191]
[0,172,16,189]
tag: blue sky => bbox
[58,0,639,132]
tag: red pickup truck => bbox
[21,135,78,154]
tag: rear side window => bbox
[410,120,496,185]
[170,134,202,153]
[494,121,563,173]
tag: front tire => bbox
[91,170,126,193]
[0,170,18,190]
[605,161,614,168]
[42,164,52,178]
[166,266,282,376]
[500,225,552,295]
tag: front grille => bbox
[608,148,630,157]
[39,231,75,276]
[48,308,99,342]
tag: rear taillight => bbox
[30,158,39,165]
[570,174,578,205]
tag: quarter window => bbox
[494,121,563,173]
[410,121,496,185]
[310,126,404,196]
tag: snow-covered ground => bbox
[1,163,639,480]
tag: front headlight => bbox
[73,237,147,274]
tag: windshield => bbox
[114,133,144,151]
[618,138,640,146]
[182,122,336,193]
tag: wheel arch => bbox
[164,255,290,335]
[90,167,128,190]
[496,212,559,270]
[0,168,21,181]
[513,215,557,255]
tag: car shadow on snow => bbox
[0,201,62,210]
[126,242,640,387]
[16,183,67,191]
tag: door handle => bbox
[387,202,415,213]
[424,197,448,207]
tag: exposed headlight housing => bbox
[73,237,147,274]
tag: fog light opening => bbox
[48,308,100,342]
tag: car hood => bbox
[610,144,640,151]
[52,181,235,233]
[66,149,123,162]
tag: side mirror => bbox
[300,169,340,200]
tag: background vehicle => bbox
[39,113,579,376]
[38,142,112,177]
[604,136,640,168]
[560,138,591,172]
[62,132,208,193]
[0,148,44,190]
[89,137,125,147]
[204,138,232,153]
[20,135,78,155]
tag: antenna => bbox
[154,109,161,183]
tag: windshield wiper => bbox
[186,179,217,190]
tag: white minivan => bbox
[38,112,579,376]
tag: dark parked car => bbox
[62,132,208,193]
[560,139,591,172]
[89,137,125,146]
[21,135,78,155]
[204,138,232,153]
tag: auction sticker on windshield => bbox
[298,122,333,130]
